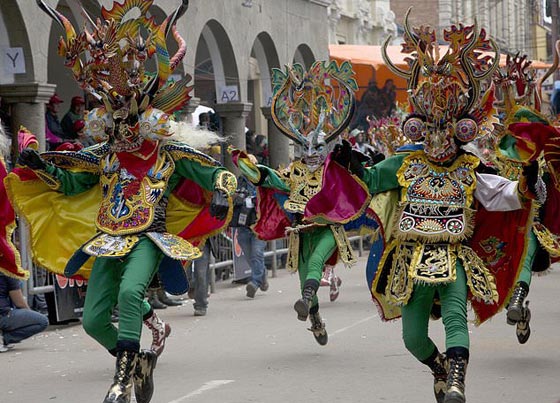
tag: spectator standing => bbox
[233,175,268,298]
[61,96,85,140]
[379,79,397,117]
[0,273,49,352]
[45,94,65,150]
[186,240,213,316]
[351,79,381,130]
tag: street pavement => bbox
[3,257,560,403]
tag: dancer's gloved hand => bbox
[367,149,385,165]
[332,140,367,178]
[210,190,229,221]
[521,160,546,203]
[331,140,352,168]
[349,149,368,178]
[17,148,47,170]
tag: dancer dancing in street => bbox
[340,11,541,403]
[7,1,235,402]
[232,61,370,345]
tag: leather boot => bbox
[506,283,528,324]
[143,310,171,357]
[147,289,167,310]
[308,311,328,346]
[444,348,468,403]
[516,301,531,344]
[103,350,137,403]
[133,350,157,403]
[294,280,319,321]
[156,288,182,307]
[422,349,448,403]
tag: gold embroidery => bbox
[380,240,497,307]
[458,245,498,303]
[384,241,416,305]
[286,231,300,273]
[283,161,323,214]
[532,222,560,257]
[145,232,201,260]
[214,171,237,196]
[393,152,478,243]
[413,243,457,283]
[82,234,140,257]
[35,170,62,190]
[331,225,356,266]
[96,150,174,235]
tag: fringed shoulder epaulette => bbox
[42,142,109,173]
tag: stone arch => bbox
[250,31,280,109]
[194,19,240,106]
[293,43,316,69]
[0,0,34,84]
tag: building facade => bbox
[328,0,397,45]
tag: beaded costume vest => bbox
[283,161,324,215]
[96,150,174,236]
[395,152,479,243]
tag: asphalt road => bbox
[3,258,560,403]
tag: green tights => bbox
[400,262,469,361]
[82,237,162,351]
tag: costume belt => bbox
[380,240,498,306]
[81,232,201,261]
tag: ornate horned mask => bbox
[270,61,358,171]
[38,0,193,152]
[382,9,500,164]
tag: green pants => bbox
[297,227,337,308]
[517,230,538,286]
[400,261,469,361]
[82,237,162,351]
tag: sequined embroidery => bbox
[96,150,174,235]
[145,232,201,260]
[82,234,140,257]
[283,161,323,214]
[394,152,478,242]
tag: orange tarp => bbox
[329,44,552,105]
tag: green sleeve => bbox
[257,165,290,192]
[498,135,521,160]
[237,158,290,192]
[44,164,100,196]
[169,157,225,194]
[361,153,406,194]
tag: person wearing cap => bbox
[61,96,85,140]
[45,93,65,150]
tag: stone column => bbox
[183,96,200,125]
[261,106,290,169]
[0,83,56,153]
[213,102,253,173]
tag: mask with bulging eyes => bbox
[403,116,479,164]
[301,130,329,172]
